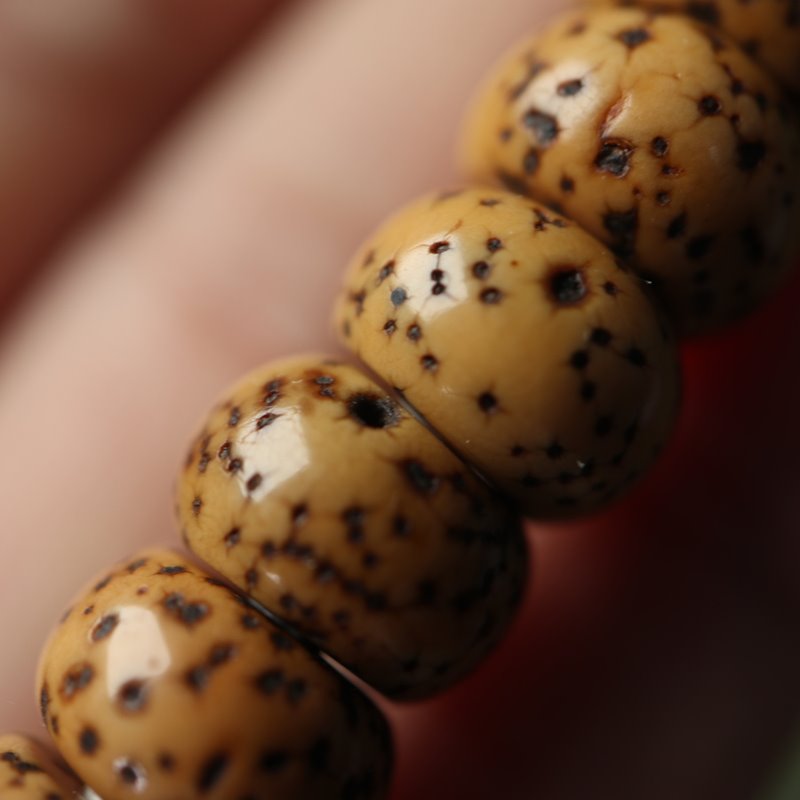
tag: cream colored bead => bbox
[336,188,680,519]
[461,8,800,335]
[36,549,391,800]
[177,356,527,699]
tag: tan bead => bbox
[36,549,391,800]
[461,8,800,335]
[177,356,527,699]
[335,188,680,518]
[589,0,800,93]
[0,733,82,797]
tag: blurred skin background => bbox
[1,1,799,798]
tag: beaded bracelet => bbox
[4,2,798,798]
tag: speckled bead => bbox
[177,356,527,699]
[0,733,82,798]
[462,8,800,335]
[591,0,800,93]
[335,188,680,519]
[36,549,391,800]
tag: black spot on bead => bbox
[557,78,583,96]
[286,679,308,704]
[618,27,651,48]
[570,350,590,369]
[698,95,722,115]
[686,235,714,259]
[159,565,187,576]
[191,497,202,516]
[224,528,241,548]
[390,287,407,306]
[523,149,540,174]
[429,241,450,254]
[595,139,634,177]
[163,593,209,626]
[403,460,439,494]
[656,191,671,207]
[256,412,280,430]
[383,319,396,335]
[581,381,597,401]
[737,140,766,172]
[478,392,499,414]
[348,393,400,429]
[626,347,647,367]
[651,136,669,157]
[61,663,94,699]
[420,353,438,372]
[406,323,422,341]
[560,176,575,193]
[255,669,284,694]
[545,442,564,460]
[197,753,228,793]
[472,261,491,279]
[480,287,503,304]
[603,281,619,296]
[487,237,503,252]
[666,212,687,239]
[376,261,395,285]
[92,613,119,642]
[227,407,240,427]
[590,327,612,346]
[522,109,559,144]
[79,727,99,755]
[117,679,147,712]
[603,209,638,259]
[246,473,263,493]
[548,267,587,305]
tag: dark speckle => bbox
[480,287,503,304]
[260,750,289,773]
[522,109,559,144]
[487,237,503,252]
[256,412,280,430]
[224,528,241,548]
[92,613,119,642]
[651,136,669,157]
[348,393,400,429]
[159,565,187,576]
[560,176,575,193]
[666,212,687,239]
[227,407,240,427]
[548,267,588,305]
[581,381,597,401]
[286,679,308,704]
[246,473,263,493]
[590,327,612,346]
[686,235,714,259]
[390,287,407,306]
[737,140,766,172]
[570,350,590,369]
[557,78,583,96]
[478,392,499,414]
[429,241,450,254]
[79,727,99,755]
[420,353,438,372]
[191,497,202,516]
[523,149,540,174]
[656,191,671,207]
[117,679,147,712]
[595,139,634,177]
[163,593,209,627]
[626,347,647,367]
[545,442,564,460]
[376,261,395,285]
[61,663,94,699]
[406,323,422,341]
[383,319,397,335]
[618,27,651,48]
[197,752,228,794]
[603,208,638,259]
[698,95,722,115]
[603,281,619,296]
[472,261,491,279]
[403,460,439,494]
[255,669,284,694]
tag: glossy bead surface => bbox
[590,0,800,92]
[178,356,527,699]
[335,188,680,519]
[462,8,800,335]
[36,549,391,800]
[0,733,82,798]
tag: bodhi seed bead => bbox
[177,355,528,699]
[36,549,392,800]
[336,188,681,519]
[461,7,800,335]
[0,733,82,797]
[590,0,800,93]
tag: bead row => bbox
[8,2,798,799]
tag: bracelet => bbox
[5,3,797,799]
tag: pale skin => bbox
[1,1,799,798]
